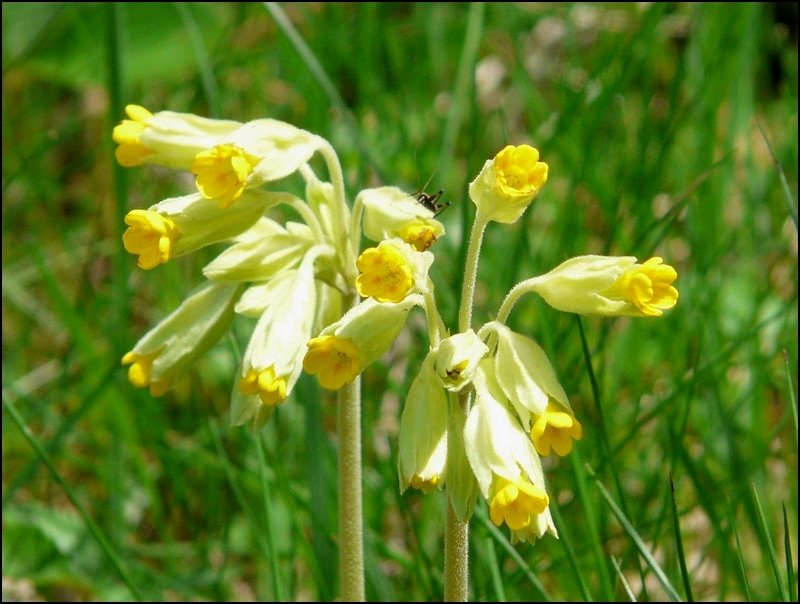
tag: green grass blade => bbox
[727,496,753,601]
[262,1,385,181]
[611,555,638,602]
[473,505,552,601]
[782,504,796,602]
[173,2,219,116]
[255,433,286,601]
[548,493,593,601]
[751,484,789,601]
[784,349,798,452]
[589,465,682,601]
[757,120,798,230]
[669,473,694,602]
[3,393,145,601]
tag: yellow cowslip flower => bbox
[238,366,287,407]
[191,144,260,208]
[358,186,446,251]
[398,354,448,493]
[489,474,549,532]
[303,296,421,390]
[527,254,679,317]
[356,238,433,303]
[121,350,169,397]
[113,104,242,169]
[602,256,679,317]
[397,222,440,252]
[230,250,323,429]
[122,282,242,396]
[356,243,412,303]
[468,144,549,224]
[434,330,489,392]
[530,401,583,456]
[122,209,181,269]
[303,335,360,390]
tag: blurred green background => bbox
[2,2,797,601]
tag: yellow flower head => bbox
[303,335,360,390]
[398,222,440,252]
[113,105,155,166]
[528,254,679,317]
[493,145,549,198]
[191,144,259,208]
[410,475,442,493]
[602,256,679,317]
[358,186,446,251]
[122,209,181,269]
[469,144,549,224]
[356,242,414,303]
[489,475,550,532]
[530,401,583,456]
[238,366,288,407]
[121,350,169,397]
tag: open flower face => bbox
[355,238,433,303]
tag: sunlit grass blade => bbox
[473,505,552,601]
[3,393,145,601]
[255,433,286,601]
[782,504,796,602]
[208,419,276,599]
[669,473,694,602]
[757,120,798,230]
[784,349,798,452]
[727,496,753,602]
[437,1,484,179]
[548,493,593,601]
[2,362,117,507]
[174,2,219,116]
[262,1,385,181]
[588,464,682,601]
[751,484,789,601]
[611,555,637,602]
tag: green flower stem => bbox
[319,141,358,282]
[495,276,539,324]
[444,386,473,602]
[337,373,365,601]
[422,286,447,347]
[458,212,489,333]
[444,210,490,602]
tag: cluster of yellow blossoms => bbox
[115,106,678,544]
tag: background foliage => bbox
[3,2,797,601]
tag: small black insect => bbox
[413,189,451,217]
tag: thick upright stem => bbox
[337,373,365,601]
[444,501,470,602]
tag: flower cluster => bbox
[114,105,445,428]
[115,105,679,547]
[319,143,679,544]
